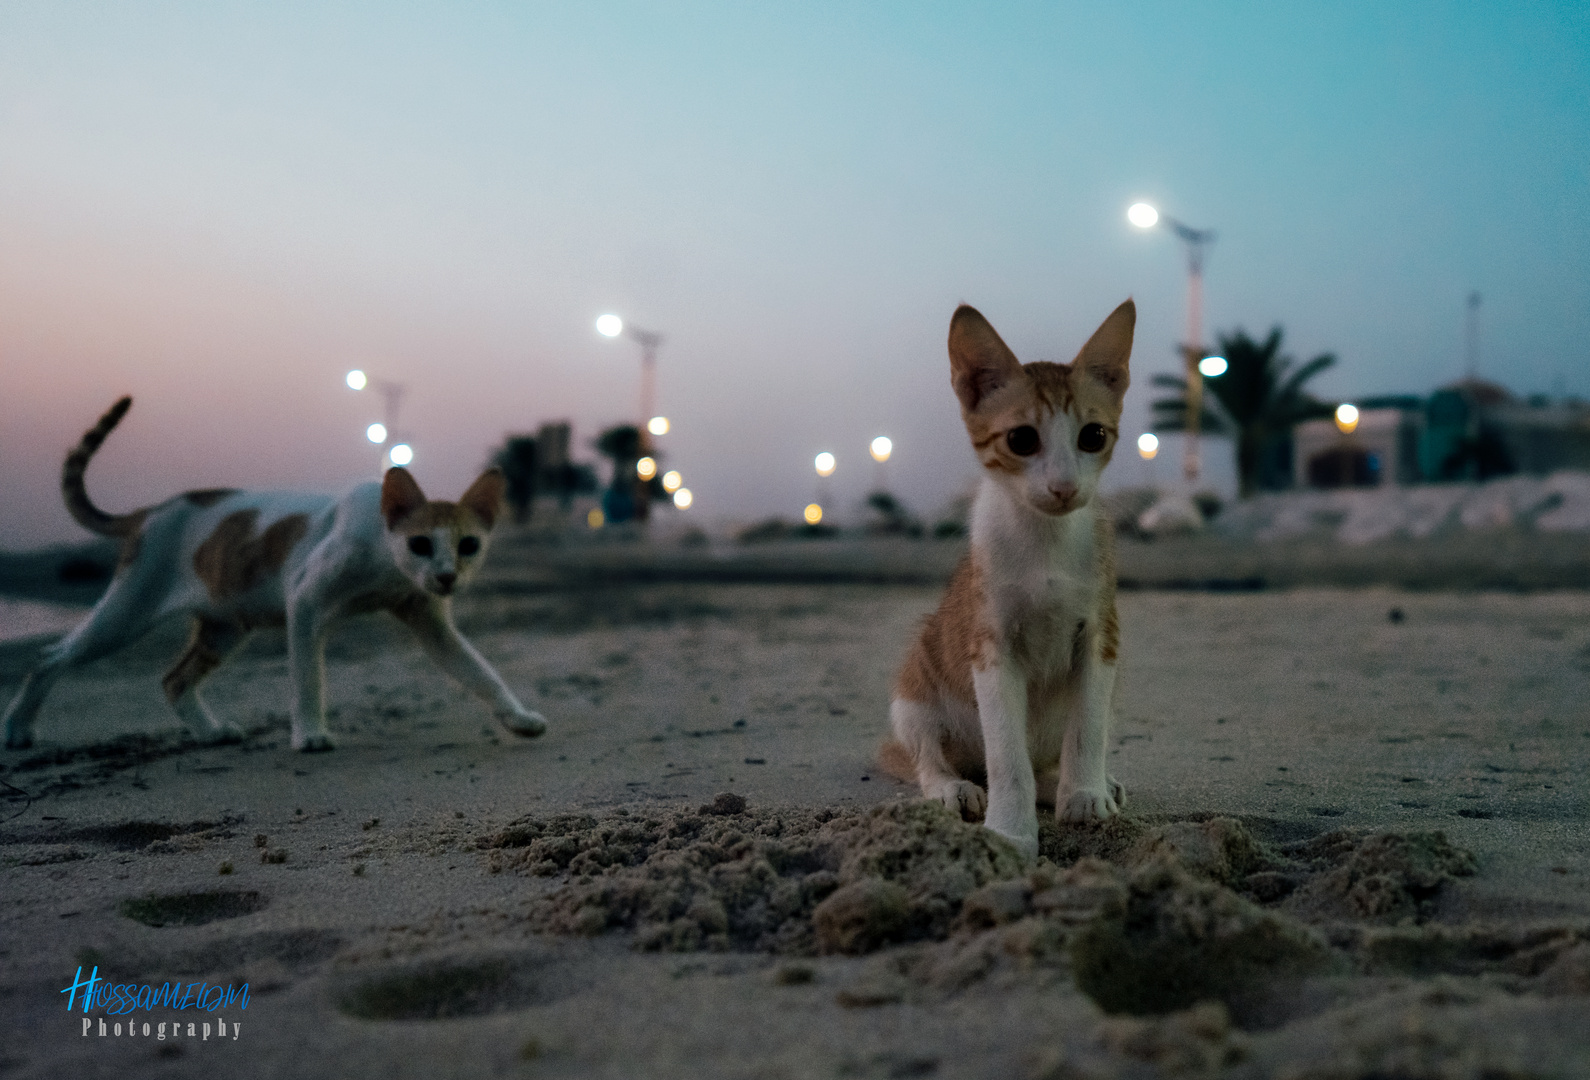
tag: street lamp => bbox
[869,435,893,494]
[595,314,667,443]
[1128,202,1217,485]
[597,314,668,523]
[809,451,836,527]
[347,370,409,471]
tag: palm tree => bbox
[1151,327,1335,499]
[1151,327,1336,498]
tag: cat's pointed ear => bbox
[381,467,427,529]
[1074,299,1134,402]
[949,305,1025,413]
[459,468,505,529]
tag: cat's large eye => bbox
[1077,423,1107,453]
[1006,425,1041,456]
[407,536,434,558]
[458,536,480,557]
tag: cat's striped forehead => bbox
[388,501,484,534]
[963,361,1121,473]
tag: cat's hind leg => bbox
[163,618,249,744]
[890,697,986,821]
[3,572,162,749]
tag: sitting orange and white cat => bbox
[881,300,1135,858]
[3,397,548,753]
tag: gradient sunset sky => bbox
[2,3,1586,548]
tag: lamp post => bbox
[346,370,410,472]
[596,314,668,444]
[809,451,835,526]
[1128,202,1216,485]
[869,436,892,493]
[597,314,668,523]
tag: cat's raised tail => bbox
[62,396,141,538]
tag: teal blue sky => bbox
[2,3,1586,545]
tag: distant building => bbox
[1294,404,1422,490]
[1489,396,1590,475]
[1292,380,1590,490]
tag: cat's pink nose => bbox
[1048,483,1077,504]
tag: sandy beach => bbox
[2,534,1588,1078]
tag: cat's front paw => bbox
[1058,787,1119,823]
[1107,774,1127,809]
[499,708,547,738]
[985,822,1039,861]
[293,731,337,753]
[931,780,987,822]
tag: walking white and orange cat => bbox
[881,300,1135,858]
[2,397,547,752]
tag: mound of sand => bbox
[476,795,1540,1023]
[481,797,1025,954]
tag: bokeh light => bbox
[1335,403,1360,433]
[648,416,670,436]
[595,314,623,337]
[673,488,693,509]
[636,456,657,480]
[1128,202,1160,228]
[814,452,835,477]
[1198,355,1228,377]
[870,436,892,462]
[388,443,413,466]
[366,423,387,444]
[662,470,682,493]
[1137,433,1159,459]
[345,369,367,390]
[804,503,823,525]
[587,507,605,529]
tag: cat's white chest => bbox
[983,511,1098,677]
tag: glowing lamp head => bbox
[647,416,670,436]
[388,443,413,466]
[366,423,388,444]
[662,470,682,493]
[595,314,624,338]
[869,436,892,463]
[587,507,605,529]
[1137,433,1159,460]
[1198,355,1228,378]
[814,452,835,477]
[803,503,823,525]
[672,488,692,509]
[636,456,657,480]
[1128,202,1160,229]
[345,369,367,391]
[1334,404,1360,433]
